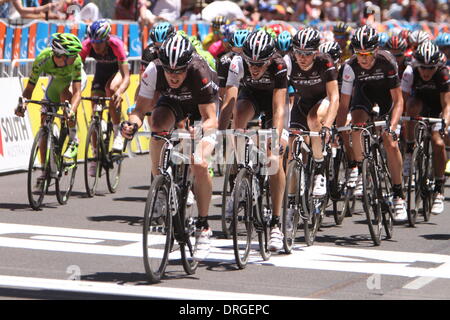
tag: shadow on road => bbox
[87,215,144,226]
[420,234,450,240]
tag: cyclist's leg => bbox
[430,109,446,214]
[106,71,123,127]
[307,99,330,196]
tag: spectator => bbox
[402,0,427,22]
[152,0,181,22]
[51,0,101,22]
[180,0,206,21]
[0,0,57,19]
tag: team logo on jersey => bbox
[277,64,284,70]
[202,77,209,85]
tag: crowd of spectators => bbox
[0,0,448,26]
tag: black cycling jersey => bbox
[288,52,338,108]
[401,64,450,117]
[217,51,236,88]
[226,53,288,124]
[341,50,400,116]
[139,54,219,122]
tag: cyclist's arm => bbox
[441,92,450,126]
[70,81,82,113]
[389,86,404,131]
[199,102,219,133]
[219,55,243,130]
[22,82,35,100]
[337,64,354,126]
[117,62,131,95]
[401,65,413,111]
[218,86,238,131]
[128,95,156,129]
[324,80,340,128]
[272,87,287,139]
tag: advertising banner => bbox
[0,77,34,173]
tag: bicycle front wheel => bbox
[142,175,172,283]
[362,158,382,246]
[106,125,124,193]
[330,148,350,225]
[232,169,253,269]
[221,163,235,238]
[84,123,101,197]
[55,126,77,205]
[27,129,49,210]
[282,160,302,253]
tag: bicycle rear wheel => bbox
[84,123,101,197]
[55,126,77,205]
[142,175,172,283]
[27,129,49,210]
[232,169,253,269]
[282,160,302,253]
[106,124,124,193]
[421,150,433,222]
[362,158,382,246]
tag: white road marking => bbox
[0,275,304,300]
[1,223,450,282]
[403,276,438,290]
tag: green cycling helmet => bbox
[51,33,82,56]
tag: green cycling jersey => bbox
[28,48,83,102]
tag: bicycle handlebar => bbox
[400,116,444,124]
[81,96,112,102]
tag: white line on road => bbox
[1,223,450,280]
[0,275,304,300]
[403,276,437,290]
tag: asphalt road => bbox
[0,154,450,303]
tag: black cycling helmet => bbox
[318,41,342,64]
[293,27,321,50]
[351,25,379,51]
[414,41,441,66]
[158,34,194,69]
[242,30,276,62]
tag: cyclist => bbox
[218,30,289,252]
[80,19,130,157]
[276,31,295,108]
[217,29,249,103]
[401,41,450,215]
[15,33,84,164]
[406,30,430,59]
[385,35,410,80]
[286,28,340,197]
[337,25,408,222]
[202,16,230,51]
[435,33,450,66]
[333,22,352,63]
[121,34,219,261]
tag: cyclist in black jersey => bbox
[216,29,250,101]
[401,41,450,215]
[385,35,410,80]
[337,25,408,222]
[122,34,219,261]
[286,28,340,197]
[219,30,289,252]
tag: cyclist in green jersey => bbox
[15,33,84,160]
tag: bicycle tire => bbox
[330,148,349,225]
[27,128,49,210]
[303,158,325,246]
[422,147,433,222]
[232,169,253,269]
[220,163,234,238]
[407,148,422,227]
[282,160,302,253]
[142,175,173,283]
[177,178,199,275]
[258,175,271,261]
[362,158,382,246]
[106,124,123,193]
[84,123,101,197]
[377,150,394,240]
[55,125,77,205]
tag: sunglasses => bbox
[418,65,437,70]
[293,49,316,56]
[244,58,269,67]
[54,53,76,59]
[334,34,348,40]
[163,65,188,74]
[91,39,106,44]
[355,50,375,56]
